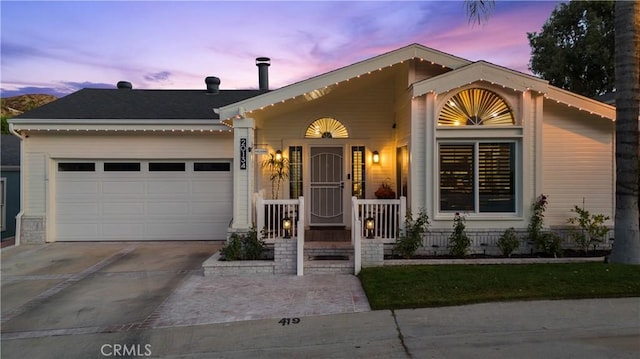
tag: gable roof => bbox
[219,43,471,120]
[14,88,266,120]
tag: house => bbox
[9,44,615,251]
[1,134,21,241]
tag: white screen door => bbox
[310,146,344,225]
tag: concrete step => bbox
[304,259,354,275]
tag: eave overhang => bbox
[8,118,232,134]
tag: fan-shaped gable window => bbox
[439,88,515,126]
[305,118,349,138]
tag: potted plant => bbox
[375,181,396,199]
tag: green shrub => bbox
[395,209,430,258]
[568,205,610,254]
[448,213,471,257]
[539,232,563,258]
[220,227,266,260]
[528,194,548,252]
[497,228,520,257]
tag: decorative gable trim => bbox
[411,61,548,97]
[219,44,471,121]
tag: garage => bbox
[55,160,232,241]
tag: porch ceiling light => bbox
[372,151,380,164]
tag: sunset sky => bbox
[0,1,562,98]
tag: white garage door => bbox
[55,160,232,241]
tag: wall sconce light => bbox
[372,151,380,164]
[282,216,292,238]
[275,150,283,161]
[365,216,375,239]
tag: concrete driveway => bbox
[1,242,219,334]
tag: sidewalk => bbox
[2,298,638,358]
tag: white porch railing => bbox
[256,194,305,276]
[352,197,407,243]
[352,196,407,275]
[256,196,302,242]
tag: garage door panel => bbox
[58,181,99,195]
[147,201,189,215]
[102,181,145,194]
[102,202,145,215]
[100,222,145,236]
[56,159,232,241]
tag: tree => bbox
[465,0,640,264]
[465,0,494,25]
[527,1,614,98]
[608,1,640,264]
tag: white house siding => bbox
[21,132,234,242]
[253,68,399,200]
[542,101,615,227]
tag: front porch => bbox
[204,195,405,276]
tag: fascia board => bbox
[9,118,231,132]
[545,86,616,120]
[412,61,549,97]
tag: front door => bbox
[309,146,344,225]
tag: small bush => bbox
[220,227,266,260]
[568,205,610,254]
[395,209,430,258]
[539,232,563,258]
[448,213,471,257]
[528,194,548,252]
[497,228,520,257]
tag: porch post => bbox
[231,118,255,230]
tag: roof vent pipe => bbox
[205,76,220,94]
[117,81,132,90]
[256,57,270,90]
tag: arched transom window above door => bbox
[305,117,349,138]
[439,88,515,126]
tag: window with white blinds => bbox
[439,142,516,213]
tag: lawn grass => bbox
[358,263,640,310]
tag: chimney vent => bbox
[205,76,221,94]
[256,57,270,90]
[117,81,132,90]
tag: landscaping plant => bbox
[448,213,471,257]
[220,227,266,260]
[568,205,611,254]
[527,194,563,257]
[497,227,520,257]
[395,209,430,258]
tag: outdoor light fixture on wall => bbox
[275,150,283,161]
[372,151,380,164]
[282,216,292,238]
[365,217,375,239]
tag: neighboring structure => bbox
[1,134,21,240]
[9,44,615,245]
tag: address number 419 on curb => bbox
[279,318,300,326]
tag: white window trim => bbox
[435,140,522,220]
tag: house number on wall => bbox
[239,138,247,170]
[278,317,300,326]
